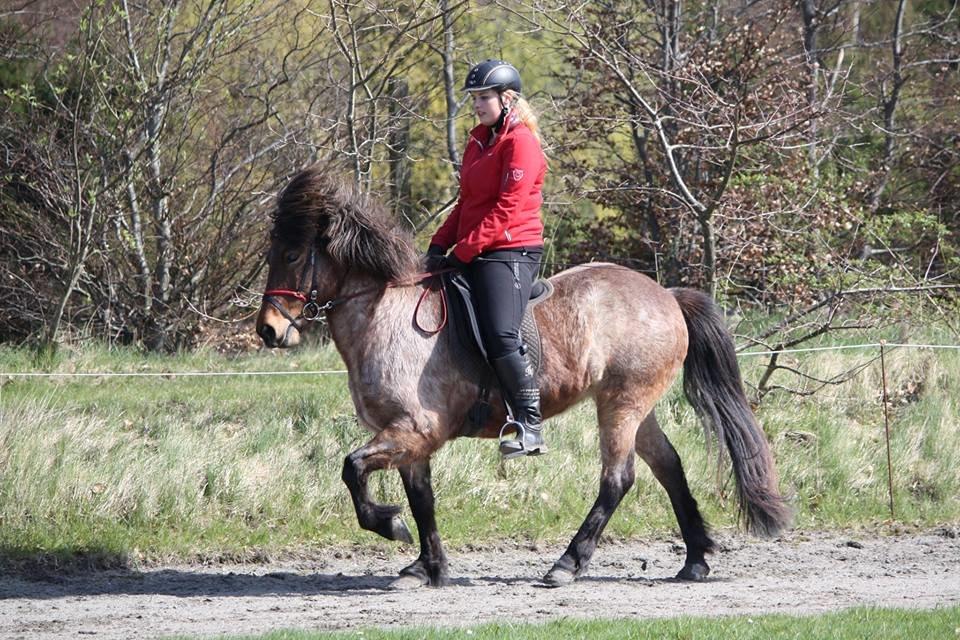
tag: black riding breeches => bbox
[466,247,543,361]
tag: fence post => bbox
[879,341,896,520]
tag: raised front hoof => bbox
[676,560,710,581]
[542,566,577,588]
[365,505,414,544]
[382,515,414,544]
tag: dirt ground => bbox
[2,528,959,639]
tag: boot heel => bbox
[490,349,546,460]
[499,440,548,459]
[498,421,547,459]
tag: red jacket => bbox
[431,116,546,263]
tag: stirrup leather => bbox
[498,419,547,460]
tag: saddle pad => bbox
[442,271,553,382]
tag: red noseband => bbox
[261,289,308,302]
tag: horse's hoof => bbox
[542,566,576,588]
[676,561,710,581]
[388,516,414,544]
[364,504,413,543]
[389,574,427,590]
[399,559,450,588]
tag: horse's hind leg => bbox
[635,410,716,580]
[543,397,639,587]
[391,460,449,589]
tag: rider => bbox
[425,59,547,459]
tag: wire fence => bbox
[737,342,960,357]
[0,369,349,378]
[1,341,957,379]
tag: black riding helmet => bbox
[462,59,522,94]
[464,60,521,132]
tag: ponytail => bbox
[502,90,541,143]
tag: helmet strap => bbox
[494,94,510,133]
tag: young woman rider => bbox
[424,59,547,460]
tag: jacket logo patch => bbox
[510,168,524,182]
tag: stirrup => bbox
[498,420,547,460]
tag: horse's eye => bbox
[285,250,300,263]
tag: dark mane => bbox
[271,166,418,281]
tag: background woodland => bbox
[1,0,957,351]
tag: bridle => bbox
[261,247,449,342]
[261,248,328,342]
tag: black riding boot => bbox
[491,349,546,459]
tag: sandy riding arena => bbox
[3,529,959,639]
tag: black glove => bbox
[424,244,447,272]
[444,252,467,270]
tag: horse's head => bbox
[256,231,337,348]
[256,166,417,348]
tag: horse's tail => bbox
[672,288,792,538]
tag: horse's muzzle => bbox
[257,322,281,348]
[256,310,301,349]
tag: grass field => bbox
[176,605,960,640]
[1,329,959,566]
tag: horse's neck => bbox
[327,277,416,371]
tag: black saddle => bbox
[440,270,554,434]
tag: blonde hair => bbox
[502,90,541,143]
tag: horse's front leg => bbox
[391,460,449,589]
[341,430,418,544]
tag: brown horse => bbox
[255,167,790,589]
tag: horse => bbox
[255,166,791,589]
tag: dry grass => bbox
[1,340,958,564]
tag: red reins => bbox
[263,269,450,336]
[410,277,448,335]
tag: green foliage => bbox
[0,22,37,112]
[177,606,960,640]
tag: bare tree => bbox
[1,1,331,348]
[1,3,116,348]
[2,0,955,352]
[797,0,853,176]
[323,1,450,190]
[512,0,815,295]
[866,0,907,212]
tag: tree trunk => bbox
[442,0,460,172]
[388,77,412,223]
[799,0,820,176]
[868,0,907,213]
